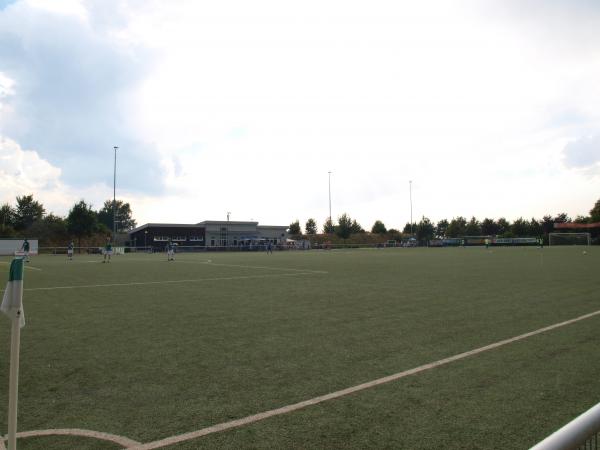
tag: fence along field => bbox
[0,246,599,449]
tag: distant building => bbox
[128,220,288,250]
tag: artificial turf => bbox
[0,246,599,449]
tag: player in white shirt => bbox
[167,240,175,261]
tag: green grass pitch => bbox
[1,246,599,449]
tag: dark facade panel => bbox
[129,226,205,249]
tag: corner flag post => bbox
[1,258,25,450]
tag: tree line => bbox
[0,195,137,247]
[289,198,600,243]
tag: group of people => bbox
[17,236,275,264]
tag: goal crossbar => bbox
[548,232,591,246]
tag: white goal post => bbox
[548,233,591,246]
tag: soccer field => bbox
[1,247,599,449]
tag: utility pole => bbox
[113,146,118,242]
[328,171,332,232]
[409,180,413,236]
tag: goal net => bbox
[548,233,591,246]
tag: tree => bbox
[14,194,45,230]
[288,220,301,235]
[541,215,554,236]
[529,218,542,236]
[305,218,317,235]
[511,217,530,237]
[387,228,401,238]
[435,219,449,238]
[402,223,416,234]
[497,218,511,236]
[574,215,590,224]
[446,217,467,237]
[416,217,434,243]
[323,218,335,234]
[0,204,16,237]
[350,219,364,233]
[335,213,353,239]
[27,214,68,243]
[465,217,481,236]
[553,212,571,224]
[67,200,99,247]
[591,199,600,222]
[0,203,14,227]
[371,220,387,234]
[97,200,137,233]
[481,218,498,236]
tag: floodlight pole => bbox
[113,146,118,243]
[226,212,230,248]
[328,171,332,232]
[409,180,413,236]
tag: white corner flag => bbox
[1,258,25,328]
[2,258,25,450]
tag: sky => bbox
[0,0,599,230]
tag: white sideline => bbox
[128,308,600,450]
[0,261,42,271]
[20,271,323,292]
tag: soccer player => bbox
[103,237,113,263]
[67,241,74,260]
[167,240,175,261]
[21,238,30,262]
[485,238,489,249]
[267,241,273,254]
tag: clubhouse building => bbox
[128,220,288,250]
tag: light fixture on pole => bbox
[113,146,118,242]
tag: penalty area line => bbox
[129,308,600,450]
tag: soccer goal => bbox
[548,232,591,246]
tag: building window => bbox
[173,236,186,241]
[153,236,169,241]
[210,238,215,246]
[190,236,204,242]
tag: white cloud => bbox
[0,135,125,215]
[563,135,600,169]
[2,0,600,227]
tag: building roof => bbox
[197,220,259,226]
[129,223,205,234]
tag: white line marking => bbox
[180,260,328,274]
[129,309,600,450]
[11,428,140,447]
[0,261,42,271]
[21,271,324,292]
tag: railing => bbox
[530,403,600,450]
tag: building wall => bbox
[129,221,288,248]
[129,226,205,249]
